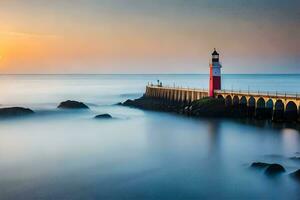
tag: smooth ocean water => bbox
[0,74,299,200]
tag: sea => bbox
[0,74,299,200]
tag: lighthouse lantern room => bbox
[209,49,222,97]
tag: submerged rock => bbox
[0,107,34,118]
[250,162,271,169]
[94,114,112,119]
[290,169,300,181]
[290,156,300,161]
[58,100,89,109]
[122,99,136,107]
[250,162,286,176]
[264,164,285,176]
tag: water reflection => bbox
[282,128,300,155]
[207,120,221,158]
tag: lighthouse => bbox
[209,48,222,97]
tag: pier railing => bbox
[215,89,300,99]
[147,84,208,93]
[147,84,300,99]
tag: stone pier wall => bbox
[145,85,208,103]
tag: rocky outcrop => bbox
[94,114,112,119]
[290,169,300,181]
[122,96,230,118]
[0,107,34,118]
[188,97,229,117]
[250,162,271,169]
[250,162,286,176]
[264,164,285,176]
[58,100,89,109]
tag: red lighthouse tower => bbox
[209,49,222,97]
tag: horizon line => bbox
[0,73,300,76]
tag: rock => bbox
[122,97,174,112]
[121,96,230,117]
[290,169,300,181]
[189,97,227,117]
[264,164,285,176]
[0,107,34,118]
[122,99,136,107]
[58,100,89,109]
[94,114,112,119]
[250,162,286,176]
[250,162,271,169]
[290,156,300,161]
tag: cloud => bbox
[0,31,60,39]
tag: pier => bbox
[143,49,300,120]
[145,85,300,119]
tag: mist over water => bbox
[0,74,299,199]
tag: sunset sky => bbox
[0,0,299,74]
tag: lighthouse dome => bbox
[212,48,219,56]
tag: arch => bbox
[273,100,285,121]
[248,96,256,117]
[285,101,298,121]
[275,100,284,111]
[248,96,256,107]
[256,97,266,119]
[286,101,297,111]
[240,96,247,106]
[225,95,233,107]
[233,96,240,106]
[266,99,274,109]
[256,97,266,109]
[239,96,248,116]
[265,99,274,118]
[217,95,225,100]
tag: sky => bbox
[0,0,299,74]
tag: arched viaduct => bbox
[145,85,300,121]
[214,90,300,119]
